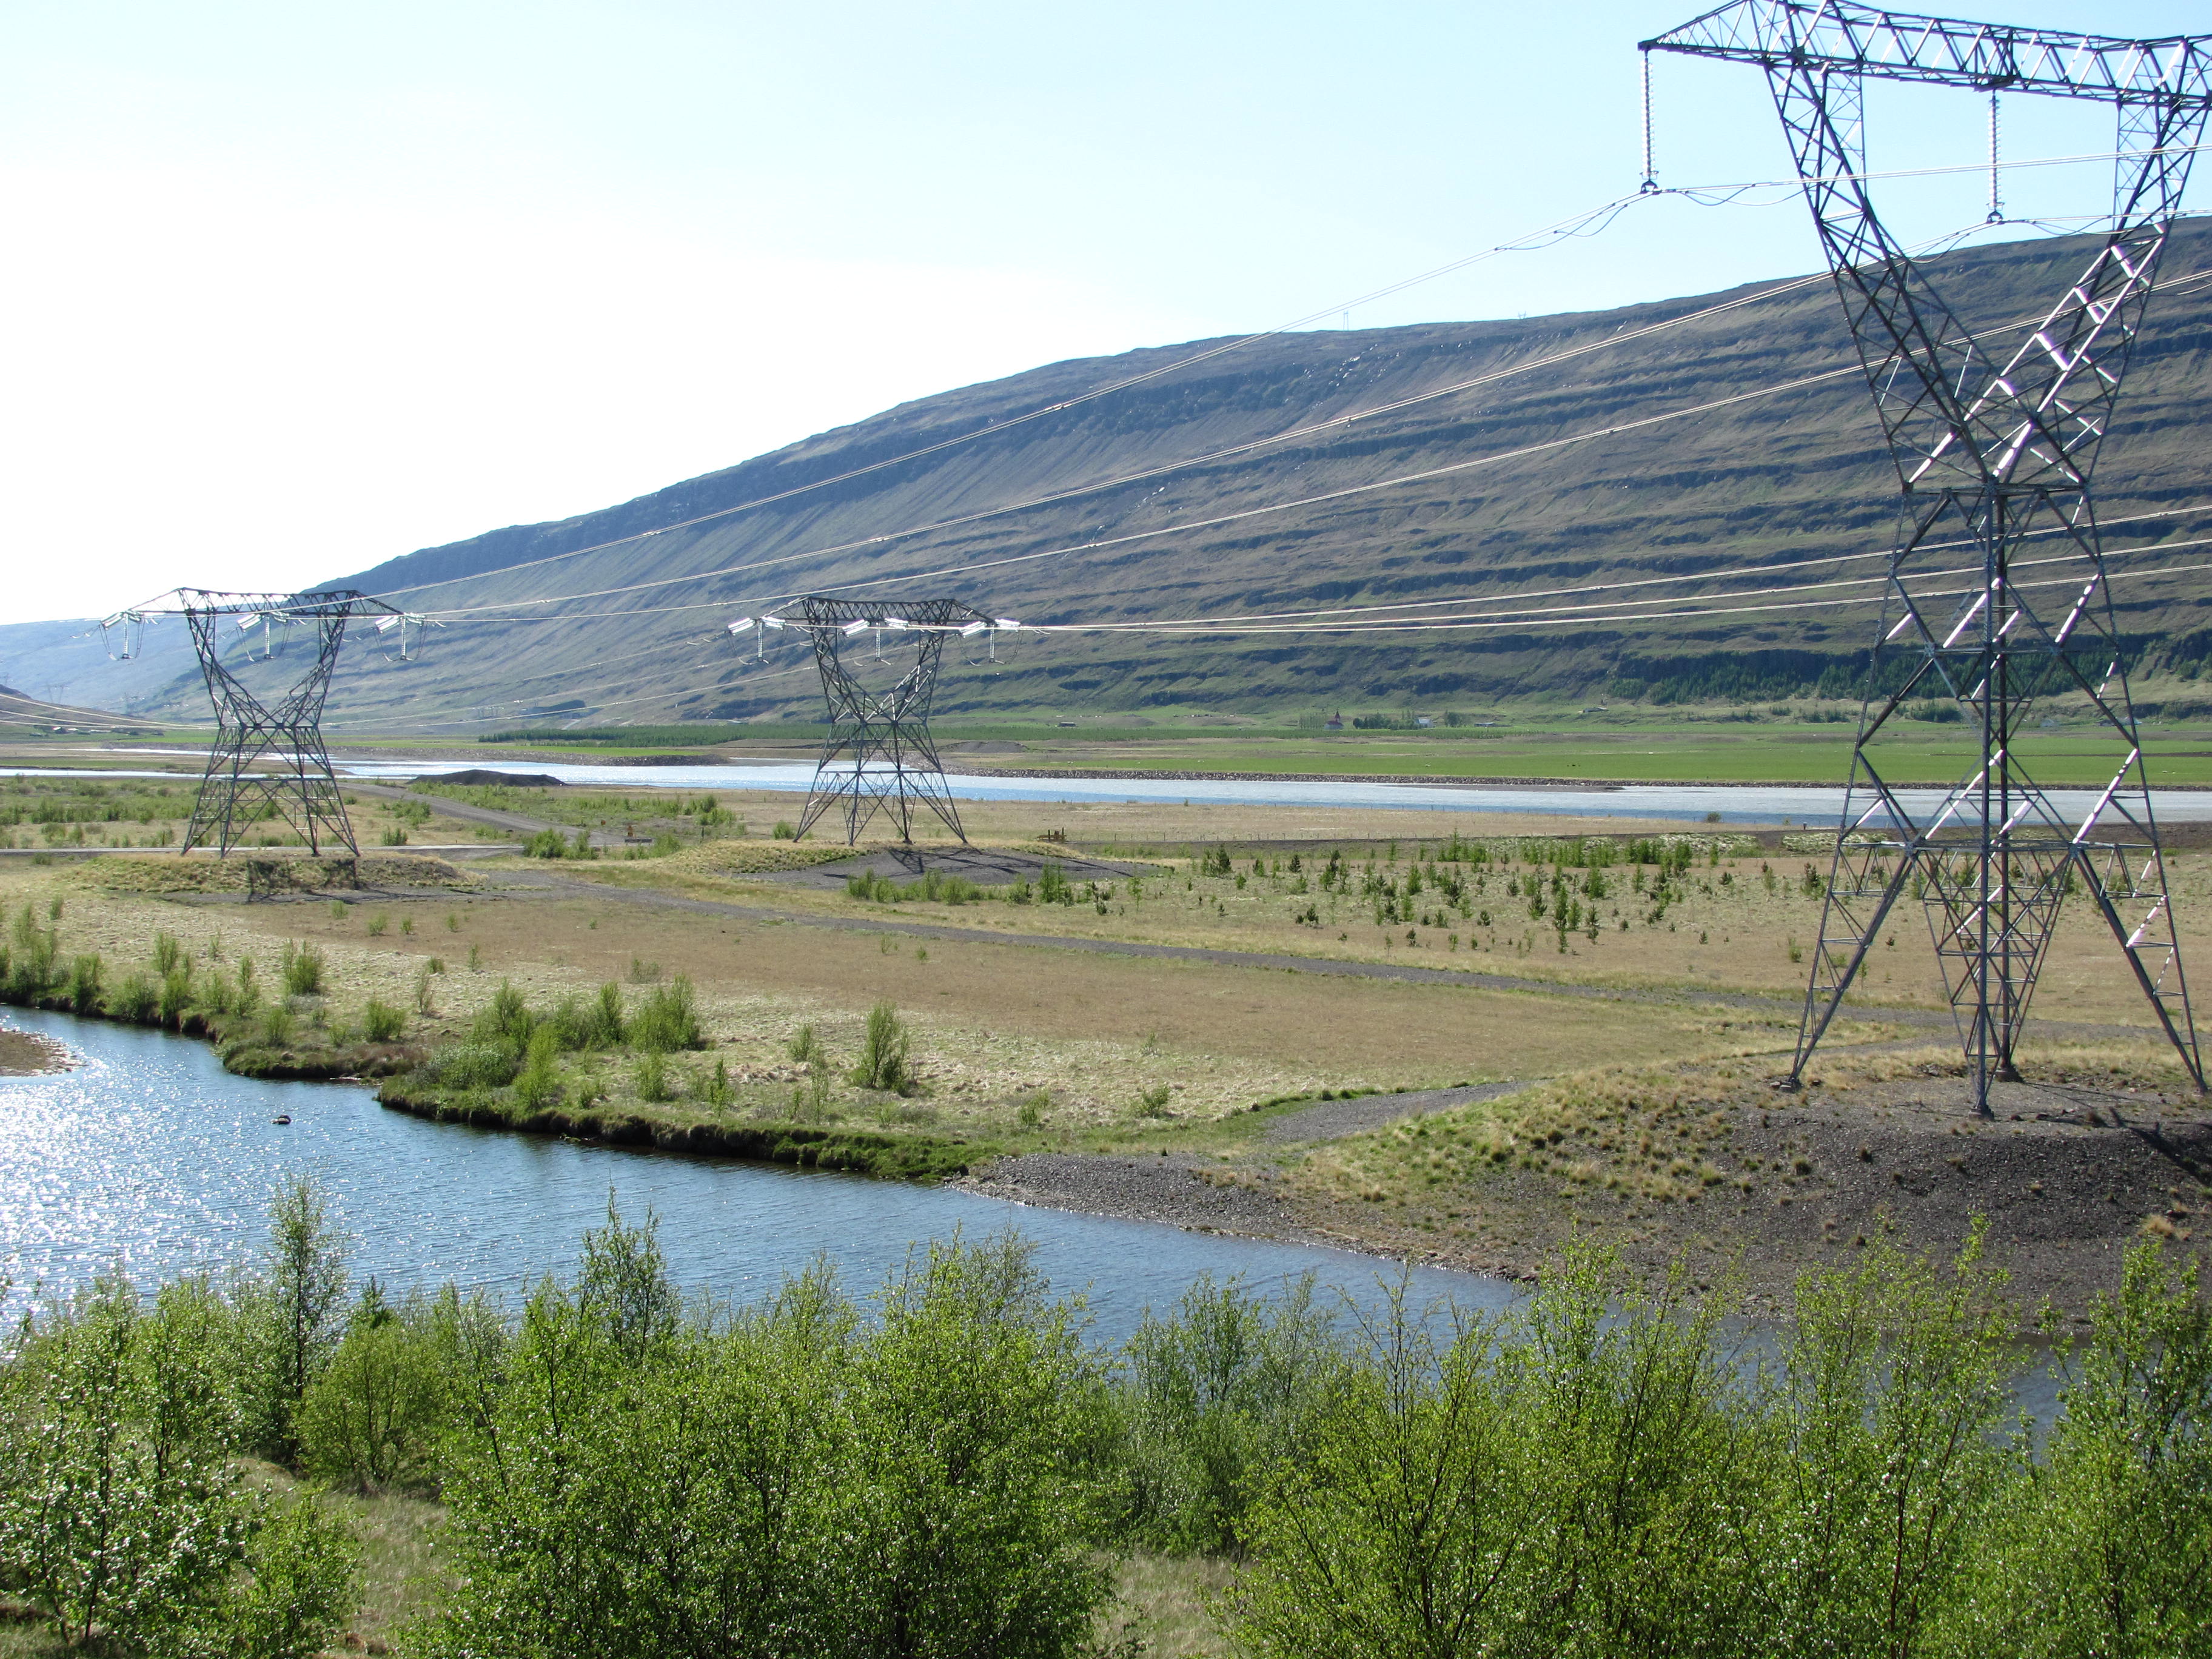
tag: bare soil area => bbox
[0,1025,72,1074]
[1277,1049,2212,1320]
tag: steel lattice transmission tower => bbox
[1646,4,2212,1111]
[107,588,407,857]
[786,596,994,844]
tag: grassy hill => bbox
[19,220,2212,735]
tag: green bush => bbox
[206,1496,360,1659]
[427,1043,519,1091]
[514,1027,563,1111]
[470,980,535,1059]
[0,1272,361,1655]
[630,976,704,1053]
[634,1049,672,1103]
[109,971,159,1023]
[159,968,197,1029]
[67,951,102,1013]
[299,1295,447,1491]
[523,828,570,859]
[414,1224,1110,1659]
[280,940,324,997]
[850,1000,914,1094]
[1119,1273,1339,1554]
[4,902,58,999]
[361,999,406,1043]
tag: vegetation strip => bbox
[5,1178,2208,1658]
[489,866,1963,1024]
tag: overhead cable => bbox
[376,146,2199,612]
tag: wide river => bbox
[22,755,2212,827]
[0,1007,1504,1340]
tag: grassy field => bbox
[5,769,2205,1299]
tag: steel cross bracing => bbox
[155,589,403,858]
[787,596,990,845]
[1647,3,2212,1110]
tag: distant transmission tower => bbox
[783,597,996,843]
[1646,4,2212,1111]
[110,589,407,857]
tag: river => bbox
[0,1007,1506,1339]
[21,757,2212,827]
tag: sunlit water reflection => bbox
[0,1007,1507,1341]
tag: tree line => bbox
[2,1184,2207,1657]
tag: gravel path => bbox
[1261,1082,1532,1142]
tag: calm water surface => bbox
[16,759,2212,828]
[0,1007,1507,1339]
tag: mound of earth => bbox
[416,769,565,788]
[1285,1059,2212,1322]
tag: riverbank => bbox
[4,817,2208,1319]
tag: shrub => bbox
[300,1295,448,1492]
[787,1024,822,1065]
[634,1050,672,1103]
[523,828,569,859]
[280,940,324,997]
[772,820,799,839]
[1121,1273,1340,1554]
[67,951,102,1013]
[4,903,57,998]
[417,1231,1108,1659]
[153,931,185,976]
[850,1001,914,1094]
[361,999,406,1043]
[590,981,626,1047]
[513,1027,563,1111]
[1136,1084,1173,1118]
[212,1496,361,1659]
[427,1043,518,1091]
[159,968,196,1030]
[630,977,703,1053]
[109,971,159,1023]
[258,1004,297,1048]
[0,1285,250,1649]
[470,980,535,1059]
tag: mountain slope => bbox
[22,221,2212,731]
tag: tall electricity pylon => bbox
[788,596,991,844]
[1647,4,2212,1111]
[125,588,404,857]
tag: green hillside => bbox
[32,221,2212,734]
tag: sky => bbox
[2,0,2205,625]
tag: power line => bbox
[372,147,2202,615]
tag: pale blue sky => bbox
[2,1,2204,622]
